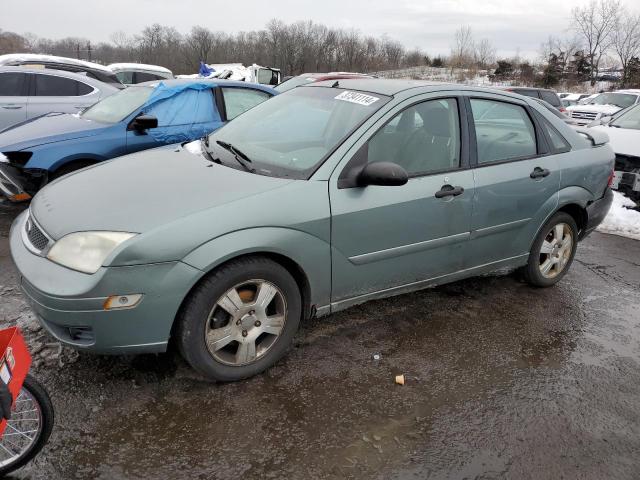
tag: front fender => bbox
[182,227,332,312]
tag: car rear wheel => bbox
[522,212,578,287]
[176,256,302,381]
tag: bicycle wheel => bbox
[0,374,54,476]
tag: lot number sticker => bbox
[335,91,380,106]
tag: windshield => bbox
[610,104,640,130]
[274,76,316,93]
[588,93,637,109]
[206,87,390,179]
[81,86,153,123]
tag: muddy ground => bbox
[1,202,639,480]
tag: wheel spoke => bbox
[217,288,245,315]
[540,240,554,254]
[540,258,554,275]
[554,224,564,242]
[254,282,278,309]
[236,341,257,364]
[206,327,235,352]
[262,315,285,335]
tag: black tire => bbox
[49,160,96,182]
[176,256,302,382]
[0,375,54,477]
[522,212,578,287]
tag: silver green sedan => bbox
[10,80,614,381]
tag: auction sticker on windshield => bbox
[335,91,380,106]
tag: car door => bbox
[27,72,99,119]
[0,72,28,129]
[329,94,475,305]
[466,95,561,268]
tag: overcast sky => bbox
[3,0,587,59]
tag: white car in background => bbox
[566,90,640,126]
[590,103,640,204]
[107,63,174,84]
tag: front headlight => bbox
[47,231,136,274]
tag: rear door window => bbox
[540,90,561,107]
[0,72,26,96]
[34,74,84,96]
[221,87,272,120]
[470,98,537,164]
[135,72,162,83]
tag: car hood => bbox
[591,125,640,157]
[0,113,111,151]
[566,104,621,115]
[31,143,293,239]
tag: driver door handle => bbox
[435,184,464,198]
[530,167,550,179]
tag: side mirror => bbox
[600,115,612,125]
[129,114,158,131]
[357,162,408,187]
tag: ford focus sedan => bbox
[10,80,614,381]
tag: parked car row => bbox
[565,90,640,126]
[5,77,614,382]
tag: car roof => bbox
[614,89,640,95]
[135,78,277,94]
[0,53,113,73]
[108,63,173,74]
[305,78,534,101]
[0,65,118,90]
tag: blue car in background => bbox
[0,79,276,201]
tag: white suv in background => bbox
[566,90,640,126]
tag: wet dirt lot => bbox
[1,202,639,480]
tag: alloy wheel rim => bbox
[0,387,42,467]
[539,222,574,279]
[205,279,287,366]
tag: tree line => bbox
[0,20,438,76]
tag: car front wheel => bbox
[176,256,302,381]
[522,212,578,287]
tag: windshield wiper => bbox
[216,140,255,173]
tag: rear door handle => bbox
[530,167,550,179]
[435,184,464,198]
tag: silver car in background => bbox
[0,67,119,130]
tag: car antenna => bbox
[331,81,339,88]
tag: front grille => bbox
[570,111,598,121]
[24,214,50,252]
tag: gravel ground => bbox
[1,202,639,480]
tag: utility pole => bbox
[87,41,92,62]
[76,43,80,59]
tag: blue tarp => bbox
[141,82,221,144]
[199,61,215,77]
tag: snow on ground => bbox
[597,191,640,240]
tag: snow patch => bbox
[108,63,173,75]
[184,140,203,155]
[0,53,112,72]
[0,153,7,163]
[597,191,640,240]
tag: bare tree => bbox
[450,25,475,69]
[612,9,640,87]
[571,0,622,85]
[475,38,496,69]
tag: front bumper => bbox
[0,162,30,202]
[10,210,203,354]
[580,187,614,240]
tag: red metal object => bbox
[0,327,32,438]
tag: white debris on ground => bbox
[597,191,640,240]
[184,140,202,155]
